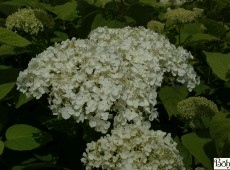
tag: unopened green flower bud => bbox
[147,20,165,32]
[177,96,219,129]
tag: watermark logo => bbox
[214,158,230,169]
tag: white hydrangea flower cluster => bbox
[16,27,199,133]
[5,8,54,35]
[81,123,186,170]
[165,8,203,23]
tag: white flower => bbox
[165,8,202,23]
[5,8,54,35]
[17,27,199,133]
[81,123,186,170]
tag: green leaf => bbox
[5,124,52,151]
[0,82,15,100]
[0,140,4,155]
[0,27,31,47]
[0,45,15,56]
[91,14,126,30]
[34,153,54,162]
[176,23,205,45]
[0,68,20,84]
[19,163,61,169]
[190,33,219,42]
[189,33,219,42]
[47,1,79,21]
[15,93,33,108]
[182,132,212,170]
[210,112,230,157]
[174,136,192,169]
[159,86,188,118]
[204,51,230,81]
[181,23,203,34]
[0,65,11,69]
[201,19,226,37]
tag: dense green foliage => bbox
[0,0,230,169]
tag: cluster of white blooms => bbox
[165,8,203,23]
[5,8,54,35]
[81,123,185,170]
[17,27,199,133]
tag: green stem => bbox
[192,155,196,170]
[178,23,181,46]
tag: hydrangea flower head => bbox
[177,96,219,129]
[16,27,199,133]
[5,8,54,35]
[147,20,165,32]
[81,123,186,170]
[165,8,202,23]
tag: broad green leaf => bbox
[0,68,20,84]
[159,86,188,118]
[17,163,61,169]
[47,1,79,21]
[91,14,126,30]
[0,65,11,69]
[15,93,33,108]
[0,45,15,56]
[201,19,226,37]
[0,27,31,47]
[182,132,212,170]
[5,124,52,151]
[204,51,230,81]
[34,153,54,162]
[0,82,15,100]
[210,112,230,157]
[226,31,230,40]
[0,140,4,155]
[189,33,219,42]
[181,23,203,34]
[174,136,192,169]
